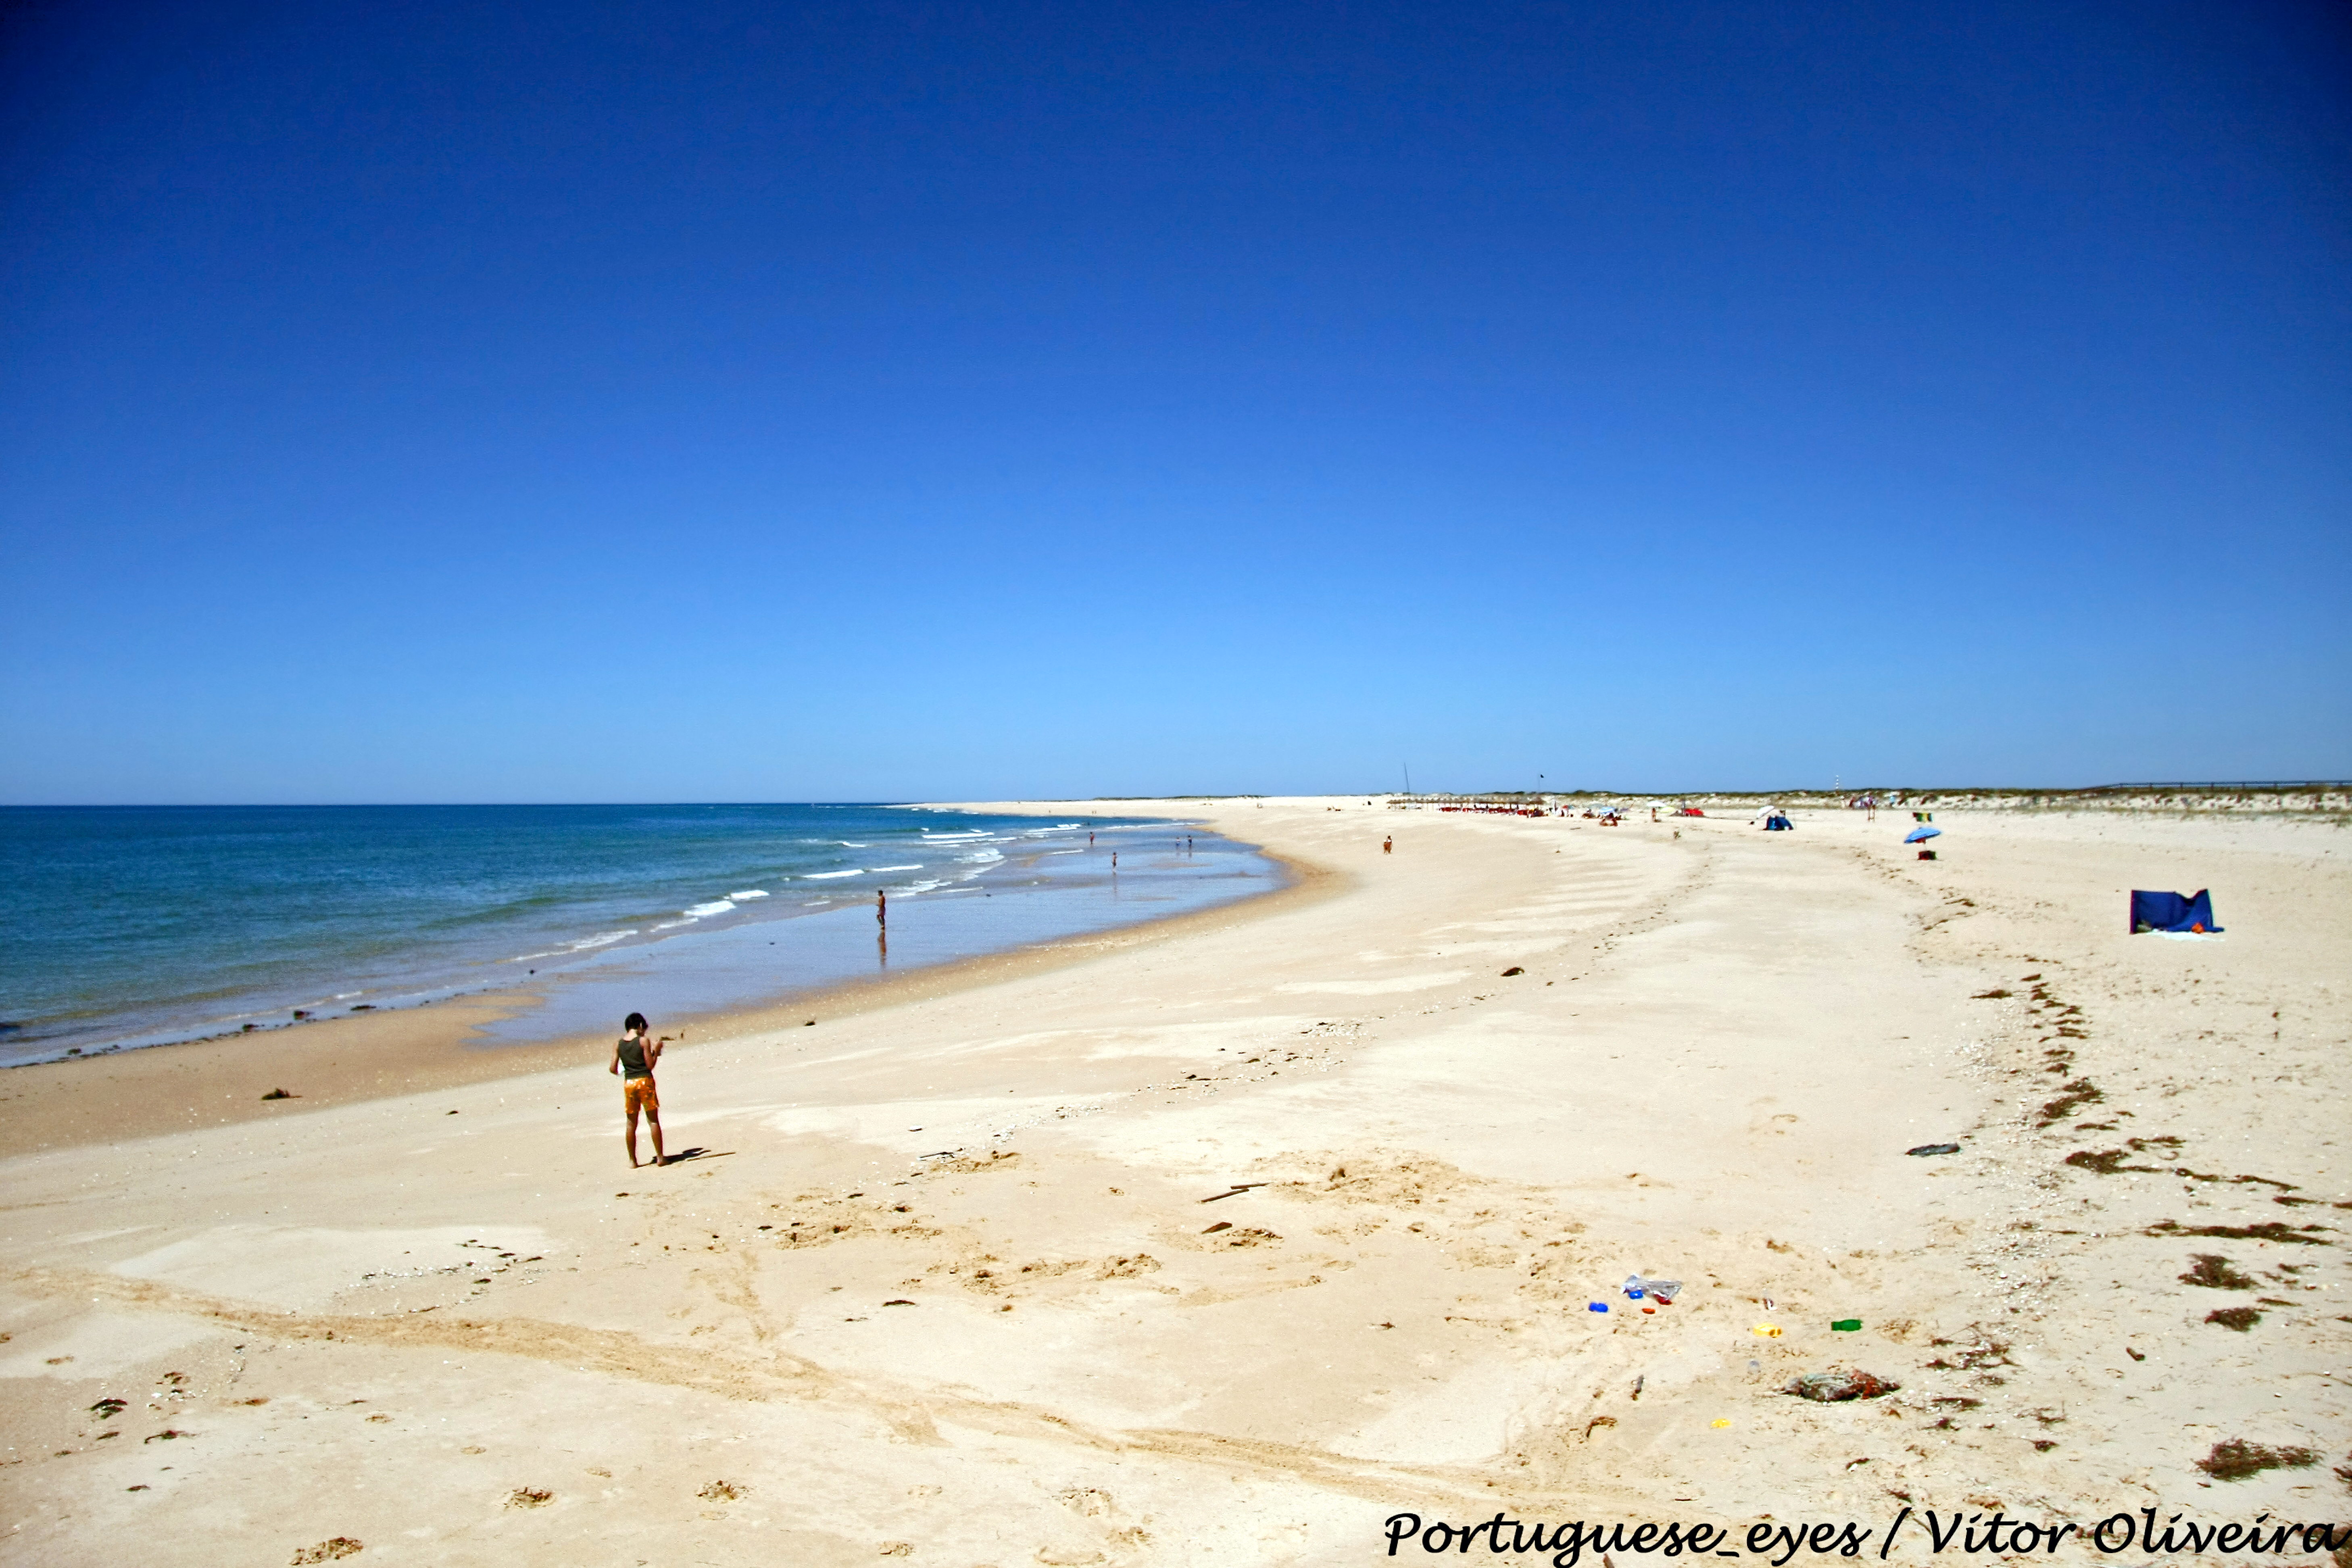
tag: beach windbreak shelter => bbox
[2130,889,2220,934]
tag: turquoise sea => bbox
[0,804,1278,1067]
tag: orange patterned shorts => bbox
[623,1076,658,1116]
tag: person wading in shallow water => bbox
[610,1011,667,1168]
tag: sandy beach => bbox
[2,797,2345,1565]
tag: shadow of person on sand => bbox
[657,1147,732,1166]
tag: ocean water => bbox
[0,805,1277,1067]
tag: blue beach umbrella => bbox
[1904,826,1941,844]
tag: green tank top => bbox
[617,1035,651,1079]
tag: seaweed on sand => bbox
[2179,1253,2256,1289]
[2148,1219,2332,1246]
[2196,1439,2315,1480]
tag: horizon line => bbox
[4,781,2347,810]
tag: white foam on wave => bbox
[870,864,923,873]
[728,889,769,900]
[803,869,862,880]
[803,899,830,906]
[894,878,946,894]
[956,849,1003,863]
[653,899,736,931]
[920,830,988,841]
[837,841,869,848]
[510,926,640,961]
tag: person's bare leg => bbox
[625,1103,641,1168]
[646,1111,665,1166]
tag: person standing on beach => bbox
[877,888,886,926]
[1382,835,1393,855]
[609,1011,666,1168]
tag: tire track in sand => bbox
[13,1265,1635,1512]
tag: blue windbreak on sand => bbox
[0,805,1275,1065]
[2129,889,2219,933]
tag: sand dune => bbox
[2,798,2345,1564]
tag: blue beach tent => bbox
[2129,889,2220,934]
[1904,826,1941,844]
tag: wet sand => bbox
[0,844,1332,1156]
[0,798,2344,1565]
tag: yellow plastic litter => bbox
[1711,1418,1732,1429]
[1752,1323,1782,1337]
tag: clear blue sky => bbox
[3,1,2346,802]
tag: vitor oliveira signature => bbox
[1379,1507,2352,1564]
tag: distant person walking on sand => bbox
[609,1011,667,1168]
[1383,835,1393,854]
[877,888,886,926]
